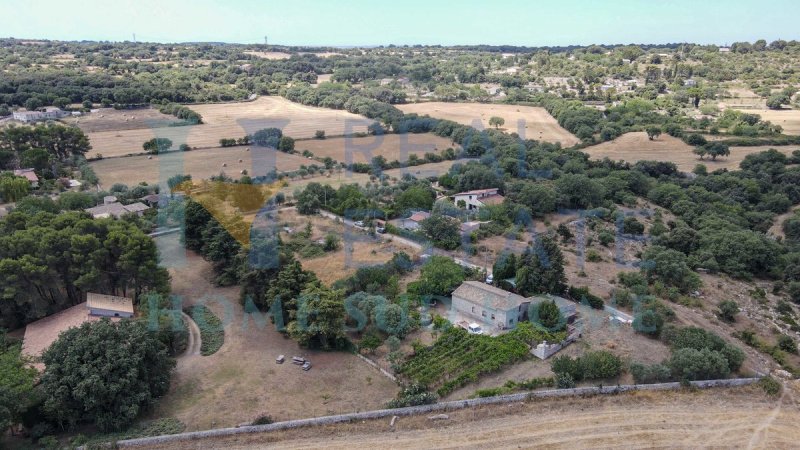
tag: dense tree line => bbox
[0,211,169,329]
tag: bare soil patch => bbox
[243,51,292,60]
[397,102,580,146]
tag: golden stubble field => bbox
[397,102,581,146]
[735,108,800,135]
[583,131,800,172]
[83,97,374,158]
[296,133,457,164]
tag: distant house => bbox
[12,107,66,123]
[141,193,161,206]
[400,211,430,231]
[719,47,731,53]
[86,293,134,318]
[85,201,149,219]
[13,168,39,187]
[684,79,697,87]
[453,188,504,210]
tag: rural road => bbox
[181,311,202,357]
[318,210,490,274]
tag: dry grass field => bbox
[63,107,179,132]
[271,208,421,285]
[397,102,580,146]
[719,85,766,109]
[146,384,800,449]
[296,133,456,164]
[83,97,373,158]
[242,51,292,59]
[583,132,800,172]
[90,146,310,187]
[735,108,800,135]
[150,234,399,431]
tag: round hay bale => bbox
[147,156,153,160]
[239,159,243,163]
[222,163,227,167]
[246,148,250,151]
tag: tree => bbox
[252,128,282,147]
[645,125,662,140]
[704,142,730,161]
[420,214,461,250]
[277,136,295,152]
[20,148,49,170]
[641,246,701,293]
[766,93,790,110]
[0,174,30,202]
[492,251,518,282]
[288,284,349,350]
[323,233,340,251]
[57,191,95,210]
[669,347,730,382]
[142,137,172,154]
[395,185,435,212]
[410,256,465,296]
[488,116,505,129]
[0,334,37,433]
[40,320,175,431]
[555,174,606,209]
[685,134,708,146]
[314,130,326,139]
[529,299,564,331]
[516,236,566,296]
[717,300,739,322]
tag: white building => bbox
[12,107,66,123]
[453,188,504,210]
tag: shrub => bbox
[778,335,797,354]
[556,373,575,388]
[251,415,274,425]
[633,308,665,337]
[669,347,730,381]
[717,300,740,322]
[186,304,225,356]
[386,384,437,408]
[551,350,622,381]
[586,249,602,262]
[568,286,604,309]
[598,230,615,246]
[758,376,782,396]
[630,363,672,384]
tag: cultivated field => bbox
[583,132,800,171]
[397,102,580,146]
[735,108,800,135]
[150,235,399,431]
[243,51,292,60]
[83,97,373,158]
[62,107,180,132]
[719,85,766,109]
[90,146,310,187]
[145,384,800,449]
[296,133,456,164]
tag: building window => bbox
[510,319,514,324]
[491,314,495,320]
[481,311,486,317]
[471,306,475,313]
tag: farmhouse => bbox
[451,281,579,334]
[400,211,430,230]
[451,281,530,331]
[453,188,504,210]
[86,292,134,318]
[13,168,39,187]
[12,107,66,123]
[85,201,149,219]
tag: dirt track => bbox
[145,384,800,449]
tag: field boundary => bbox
[114,377,760,448]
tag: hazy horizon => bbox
[1,0,798,47]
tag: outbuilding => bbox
[86,293,134,318]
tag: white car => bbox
[354,220,365,227]
[485,274,494,284]
[467,323,483,335]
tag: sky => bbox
[1,0,798,47]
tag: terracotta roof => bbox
[13,168,38,183]
[452,281,529,311]
[85,202,149,218]
[86,293,134,314]
[408,211,431,222]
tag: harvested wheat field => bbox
[397,102,580,146]
[243,51,292,59]
[63,107,180,133]
[150,234,399,432]
[90,146,310,187]
[144,383,800,449]
[584,132,800,172]
[84,97,373,158]
[735,108,800,135]
[296,133,456,164]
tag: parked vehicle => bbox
[457,321,483,335]
[376,226,386,233]
[485,274,494,284]
[302,361,312,371]
[354,220,365,227]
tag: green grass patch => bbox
[397,322,564,397]
[185,304,225,356]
